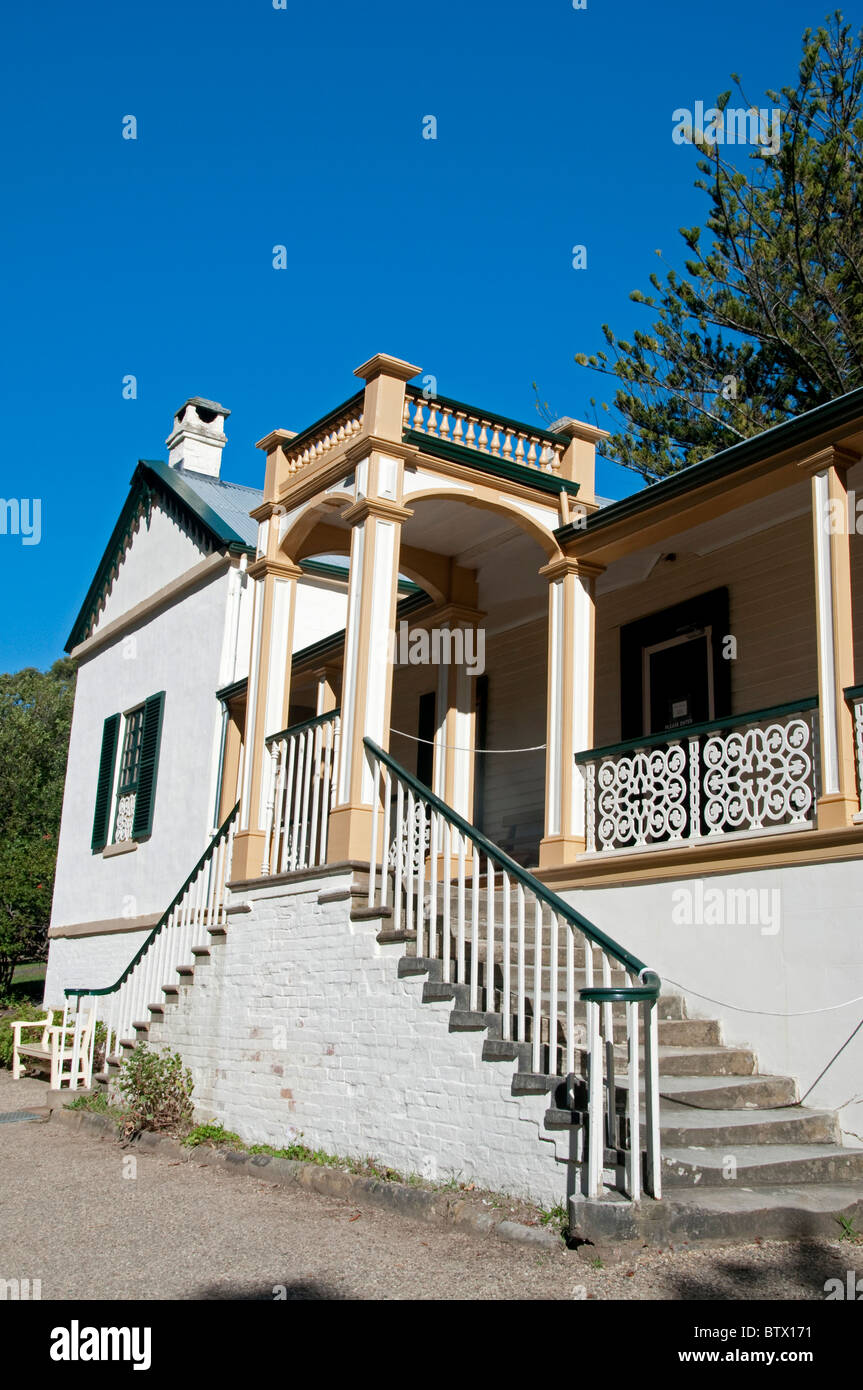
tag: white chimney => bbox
[166,397,230,478]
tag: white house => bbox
[40,356,863,1242]
[45,398,351,1000]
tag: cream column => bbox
[326,353,420,862]
[231,505,302,881]
[314,665,340,715]
[807,447,859,829]
[430,607,485,821]
[327,497,409,861]
[539,556,603,869]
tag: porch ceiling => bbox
[597,478,811,596]
[401,498,548,615]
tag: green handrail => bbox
[265,708,340,746]
[65,802,240,999]
[364,737,658,987]
[574,696,818,765]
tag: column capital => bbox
[247,557,303,583]
[797,444,859,477]
[539,555,605,582]
[353,353,422,384]
[344,435,417,469]
[423,602,486,629]
[341,497,414,527]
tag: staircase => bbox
[64,732,863,1246]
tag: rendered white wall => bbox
[94,503,208,633]
[146,872,570,1206]
[291,579,348,653]
[560,858,863,1146]
[51,568,233,935]
[43,930,152,1008]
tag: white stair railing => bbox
[263,710,340,875]
[364,738,662,1203]
[64,804,239,1085]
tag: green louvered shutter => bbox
[131,691,166,840]
[91,714,120,852]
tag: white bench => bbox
[11,1009,95,1090]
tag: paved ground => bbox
[1,1072,860,1301]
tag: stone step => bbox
[653,1045,755,1078]
[569,1182,863,1245]
[655,1103,838,1148]
[661,1144,863,1188]
[546,1103,837,1149]
[658,1073,798,1109]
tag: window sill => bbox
[102,839,138,858]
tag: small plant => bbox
[183,1122,244,1150]
[116,1043,194,1139]
[66,1091,111,1113]
[539,1201,569,1238]
[837,1214,863,1244]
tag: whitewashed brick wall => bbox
[146,869,570,1206]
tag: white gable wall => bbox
[94,502,209,634]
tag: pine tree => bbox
[574,13,863,481]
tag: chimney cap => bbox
[175,396,231,422]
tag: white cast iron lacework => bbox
[852,695,863,815]
[595,744,689,849]
[584,704,817,853]
[701,717,813,833]
[114,793,136,843]
[388,796,430,879]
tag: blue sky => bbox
[0,0,834,670]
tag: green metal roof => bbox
[555,385,863,546]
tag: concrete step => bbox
[661,1144,863,1187]
[653,1045,755,1078]
[569,1182,863,1245]
[658,1073,798,1109]
[656,1103,838,1148]
[542,1105,836,1148]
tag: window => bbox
[114,705,145,842]
[91,692,165,852]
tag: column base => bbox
[816,793,860,831]
[326,804,375,864]
[538,834,586,870]
[230,829,267,883]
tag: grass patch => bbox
[183,1122,245,1150]
[65,1092,124,1126]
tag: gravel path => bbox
[0,1073,858,1301]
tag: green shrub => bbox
[116,1043,194,1138]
